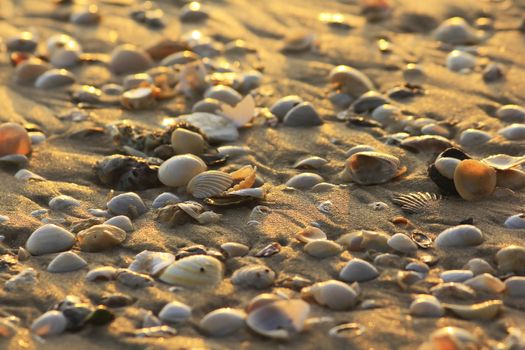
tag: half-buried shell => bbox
[187,171,233,199]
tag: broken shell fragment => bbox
[345,151,405,185]
[159,255,223,287]
[171,128,207,155]
[199,308,246,336]
[128,250,175,276]
[77,224,126,252]
[481,154,525,170]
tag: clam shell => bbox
[51,47,81,68]
[86,266,118,281]
[400,135,454,154]
[158,154,207,187]
[6,32,37,52]
[107,192,147,218]
[328,65,374,98]
[109,44,153,75]
[339,258,379,282]
[337,230,389,252]
[0,154,28,168]
[293,156,328,170]
[0,123,31,157]
[178,112,239,143]
[14,58,51,84]
[227,187,265,198]
[454,159,496,201]
[463,258,495,276]
[496,104,525,122]
[121,87,156,110]
[15,169,45,181]
[246,299,310,339]
[351,91,389,114]
[387,233,417,254]
[464,273,505,294]
[104,215,133,232]
[421,123,450,138]
[403,63,426,86]
[270,96,303,121]
[187,171,233,199]
[231,265,276,289]
[504,277,525,297]
[495,245,525,274]
[199,308,246,336]
[31,311,67,337]
[123,73,152,90]
[158,301,191,323]
[295,226,327,243]
[128,250,175,276]
[496,168,525,190]
[49,195,80,211]
[435,224,483,248]
[406,261,429,274]
[152,192,181,209]
[70,5,101,25]
[459,129,491,147]
[283,102,323,127]
[47,252,87,273]
[34,69,75,89]
[443,300,502,320]
[219,94,255,127]
[440,270,473,283]
[246,293,284,313]
[285,173,324,189]
[301,280,359,310]
[77,224,126,252]
[431,282,476,301]
[204,85,242,106]
[504,214,525,229]
[434,157,460,179]
[26,224,75,256]
[220,242,249,258]
[345,151,404,185]
[371,104,400,123]
[345,145,376,158]
[409,295,444,318]
[160,50,200,66]
[434,17,481,45]
[499,123,525,141]
[481,154,525,170]
[446,50,476,72]
[171,128,207,155]
[304,240,342,258]
[192,98,222,114]
[116,269,154,288]
[159,255,223,287]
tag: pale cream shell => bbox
[187,170,233,199]
[199,308,246,336]
[159,255,223,287]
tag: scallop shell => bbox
[158,301,191,323]
[392,192,443,214]
[246,299,310,340]
[464,273,505,294]
[293,156,328,170]
[328,65,374,98]
[26,224,75,256]
[304,240,342,258]
[443,300,502,320]
[495,245,525,274]
[158,255,223,287]
[128,250,175,276]
[301,280,359,310]
[409,295,444,318]
[339,258,379,282]
[295,226,327,243]
[85,266,118,282]
[31,311,67,337]
[158,154,207,188]
[199,308,246,336]
[187,171,233,199]
[454,159,496,201]
[47,252,87,273]
[481,154,525,170]
[231,265,276,289]
[77,224,126,252]
[345,151,405,185]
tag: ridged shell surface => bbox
[187,171,233,199]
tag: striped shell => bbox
[392,192,443,214]
[187,171,233,199]
[158,255,223,287]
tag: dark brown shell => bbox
[94,154,162,190]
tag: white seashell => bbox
[171,128,207,155]
[121,87,156,110]
[504,214,525,229]
[409,295,444,318]
[317,200,333,214]
[496,105,525,122]
[104,215,133,232]
[430,327,479,349]
[191,98,220,114]
[109,44,153,75]
[0,215,9,224]
[270,96,303,121]
[496,245,525,274]
[293,156,328,170]
[246,293,285,313]
[34,69,75,89]
[337,230,389,252]
[159,255,223,287]
[47,251,87,273]
[204,85,242,106]
[29,132,46,145]
[446,50,476,73]
[107,192,147,218]
[158,154,207,188]
[301,280,359,310]
[246,299,310,339]
[219,94,255,127]
[481,154,525,170]
[387,233,417,254]
[464,273,505,294]
[463,258,495,276]
[26,224,75,255]
[339,258,379,282]
[406,261,429,274]
[152,192,181,209]
[459,129,491,148]
[504,276,525,297]
[46,34,80,55]
[85,266,118,281]
[351,91,389,114]
[31,311,67,337]
[499,123,525,141]
[285,173,323,189]
[220,242,249,257]
[442,300,502,320]
[328,65,374,98]
[435,225,483,248]
[345,151,404,185]
[295,226,327,243]
[440,270,473,283]
[14,58,51,85]
[344,145,376,158]
[434,157,460,179]
[304,240,342,258]
[200,308,246,336]
[228,187,265,198]
[159,301,192,323]
[129,250,175,276]
[187,171,233,199]
[14,169,45,181]
[178,112,239,143]
[431,282,476,300]
[433,17,481,45]
[5,268,38,291]
[311,182,337,192]
[371,104,400,123]
[421,124,449,138]
[403,63,426,86]
[283,102,322,127]
[48,195,80,211]
[231,265,276,289]
[217,145,252,158]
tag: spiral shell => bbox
[187,171,233,199]
[345,151,405,185]
[159,255,223,287]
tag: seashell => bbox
[453,159,496,201]
[26,224,75,256]
[159,50,200,66]
[443,300,502,320]
[283,102,323,127]
[351,91,389,114]
[180,1,208,21]
[345,145,376,158]
[128,250,175,276]
[227,187,265,199]
[329,92,353,109]
[496,168,525,190]
[104,215,133,232]
[109,44,153,75]
[47,252,87,273]
[178,112,239,143]
[13,58,51,84]
[499,123,525,141]
[481,154,525,171]
[0,154,29,169]
[158,154,208,188]
[246,293,285,313]
[123,73,153,90]
[254,243,280,257]
[77,224,126,252]
[403,63,426,86]
[49,195,80,211]
[374,253,405,268]
[368,202,388,210]
[304,240,342,258]
[152,192,181,209]
[70,5,101,25]
[337,230,389,252]
[504,277,525,297]
[0,215,9,224]
[86,266,118,282]
[285,173,324,189]
[50,47,81,68]
[220,242,249,258]
[400,135,454,154]
[463,258,495,276]
[4,268,37,291]
[329,323,365,339]
[129,326,177,338]
[434,157,461,180]
[296,226,327,243]
[14,169,45,181]
[345,151,405,185]
[31,311,67,337]
[406,261,429,274]
[116,269,154,288]
[204,85,242,106]
[387,233,417,254]
[504,213,525,229]
[171,128,207,155]
[282,31,316,52]
[429,327,479,349]
[270,96,304,121]
[440,270,473,283]
[192,98,222,114]
[142,311,162,328]
[94,154,161,191]
[0,123,32,157]
[293,156,328,170]
[246,299,310,339]
[34,69,75,89]
[446,50,476,72]
[107,192,147,218]
[459,129,491,148]
[231,265,276,289]
[301,280,359,310]
[464,273,505,294]
[219,94,255,127]
[200,308,245,336]
[371,104,400,123]
[6,32,37,52]
[435,224,483,248]
[311,182,337,192]
[421,123,450,138]
[339,258,379,282]
[121,87,157,110]
[483,63,504,82]
[431,282,476,300]
[158,301,191,323]
[495,245,525,274]
[187,171,233,199]
[99,293,136,308]
[496,105,525,123]
[409,295,444,318]
[159,255,223,287]
[328,65,374,98]
[433,17,481,45]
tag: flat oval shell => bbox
[339,258,379,282]
[285,173,323,189]
[47,252,87,273]
[26,224,75,256]
[304,240,342,258]
[443,300,502,320]
[231,265,276,289]
[200,308,246,336]
[77,224,126,252]
[159,255,223,287]
[159,301,192,323]
[435,225,483,248]
[31,311,67,337]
